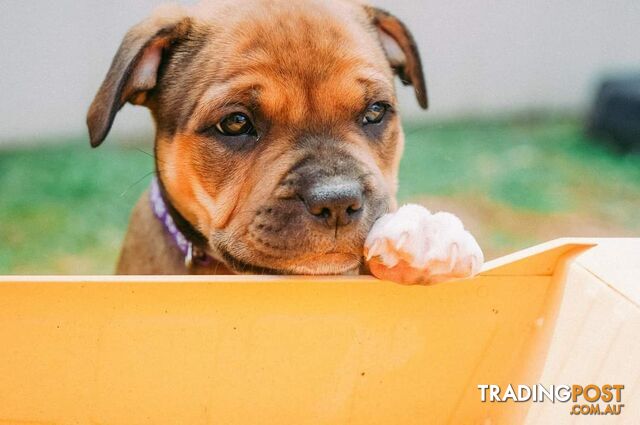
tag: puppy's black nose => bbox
[300,179,364,228]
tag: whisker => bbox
[120,170,155,197]
[134,147,154,159]
[133,147,170,166]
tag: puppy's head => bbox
[88,0,427,274]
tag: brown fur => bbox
[87,0,427,275]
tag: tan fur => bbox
[117,193,234,274]
[89,0,427,275]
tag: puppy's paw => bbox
[364,204,484,284]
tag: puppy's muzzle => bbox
[299,177,364,228]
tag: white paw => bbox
[364,204,484,284]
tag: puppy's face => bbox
[88,0,427,274]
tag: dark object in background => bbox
[587,74,640,153]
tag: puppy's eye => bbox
[362,102,388,125]
[216,113,255,136]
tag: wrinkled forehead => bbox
[188,0,394,125]
[191,72,393,127]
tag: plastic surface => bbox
[0,238,638,424]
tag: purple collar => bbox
[150,177,212,269]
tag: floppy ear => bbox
[86,6,190,147]
[367,7,428,109]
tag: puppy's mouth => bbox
[204,162,389,275]
[216,244,361,275]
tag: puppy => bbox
[87,0,483,284]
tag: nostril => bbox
[319,207,331,219]
[300,179,365,227]
[347,197,363,214]
[307,203,333,218]
[346,204,361,216]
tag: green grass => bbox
[0,139,153,273]
[399,118,640,216]
[1,118,639,274]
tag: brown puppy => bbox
[88,0,483,283]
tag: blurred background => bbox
[1,0,639,274]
